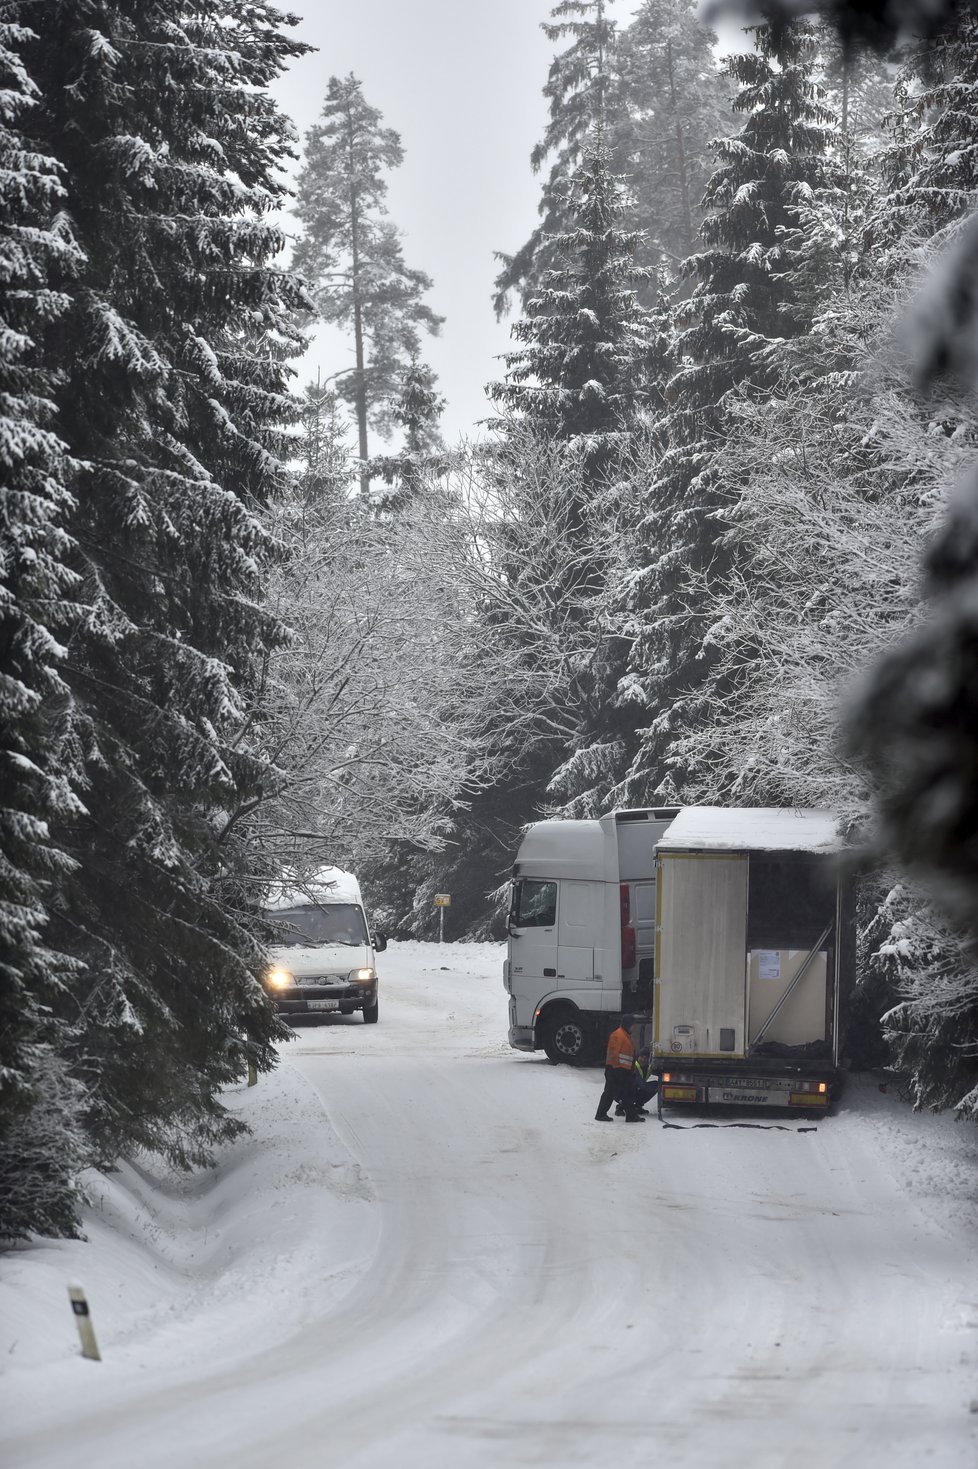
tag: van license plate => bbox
[308,999,339,1011]
[709,1088,774,1105]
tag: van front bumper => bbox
[271,981,376,1015]
[508,1024,535,1052]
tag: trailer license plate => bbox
[709,1088,774,1105]
[308,999,339,1011]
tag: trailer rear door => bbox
[656,853,748,1059]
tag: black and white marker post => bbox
[68,1284,101,1361]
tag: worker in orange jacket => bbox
[595,1016,646,1121]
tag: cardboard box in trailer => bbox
[653,807,853,1115]
[504,808,679,1064]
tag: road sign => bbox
[433,894,451,907]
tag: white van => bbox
[263,867,386,1024]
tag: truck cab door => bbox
[509,879,559,988]
[556,880,598,984]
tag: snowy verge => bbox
[0,1058,376,1384]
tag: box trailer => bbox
[653,807,853,1115]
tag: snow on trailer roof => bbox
[658,807,841,854]
[265,865,362,911]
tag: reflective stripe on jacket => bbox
[606,1026,635,1071]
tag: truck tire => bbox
[362,998,379,1024]
[540,1008,591,1066]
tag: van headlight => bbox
[266,967,294,989]
[350,967,375,984]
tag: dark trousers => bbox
[596,1066,636,1119]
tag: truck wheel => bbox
[541,1009,591,1066]
[362,999,379,1024]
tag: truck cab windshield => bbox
[271,904,368,947]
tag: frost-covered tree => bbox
[368,359,448,512]
[621,20,843,805]
[494,0,731,315]
[615,0,733,278]
[494,0,622,317]
[490,151,654,815]
[10,0,310,1174]
[0,17,89,1239]
[292,75,443,495]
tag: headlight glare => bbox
[350,967,375,984]
[267,967,294,989]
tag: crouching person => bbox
[616,1048,658,1116]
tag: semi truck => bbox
[504,807,679,1064]
[504,806,854,1114]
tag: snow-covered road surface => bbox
[2,942,977,1469]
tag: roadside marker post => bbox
[433,893,451,943]
[68,1285,101,1361]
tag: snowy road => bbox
[2,942,977,1468]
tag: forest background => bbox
[3,0,978,1242]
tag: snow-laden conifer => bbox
[0,17,89,1238]
[292,76,443,496]
[12,1,309,1173]
[621,20,843,806]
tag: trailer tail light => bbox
[790,1091,829,1107]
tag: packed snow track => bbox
[2,943,976,1469]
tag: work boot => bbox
[595,1112,612,1121]
[625,1113,646,1122]
[615,1104,626,1116]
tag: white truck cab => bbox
[263,867,386,1024]
[504,808,679,1064]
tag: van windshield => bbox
[270,904,368,947]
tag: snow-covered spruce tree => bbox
[495,0,732,317]
[614,0,733,280]
[16,2,309,1172]
[415,152,654,925]
[620,20,843,806]
[491,146,654,795]
[494,0,623,317]
[0,18,90,1239]
[292,75,443,497]
[368,359,449,514]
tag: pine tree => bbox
[417,151,655,924]
[615,0,733,279]
[0,16,89,1239]
[872,13,978,250]
[293,75,443,496]
[494,0,732,316]
[494,0,623,316]
[621,20,843,805]
[368,359,448,512]
[12,1,309,1175]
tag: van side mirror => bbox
[373,931,387,953]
